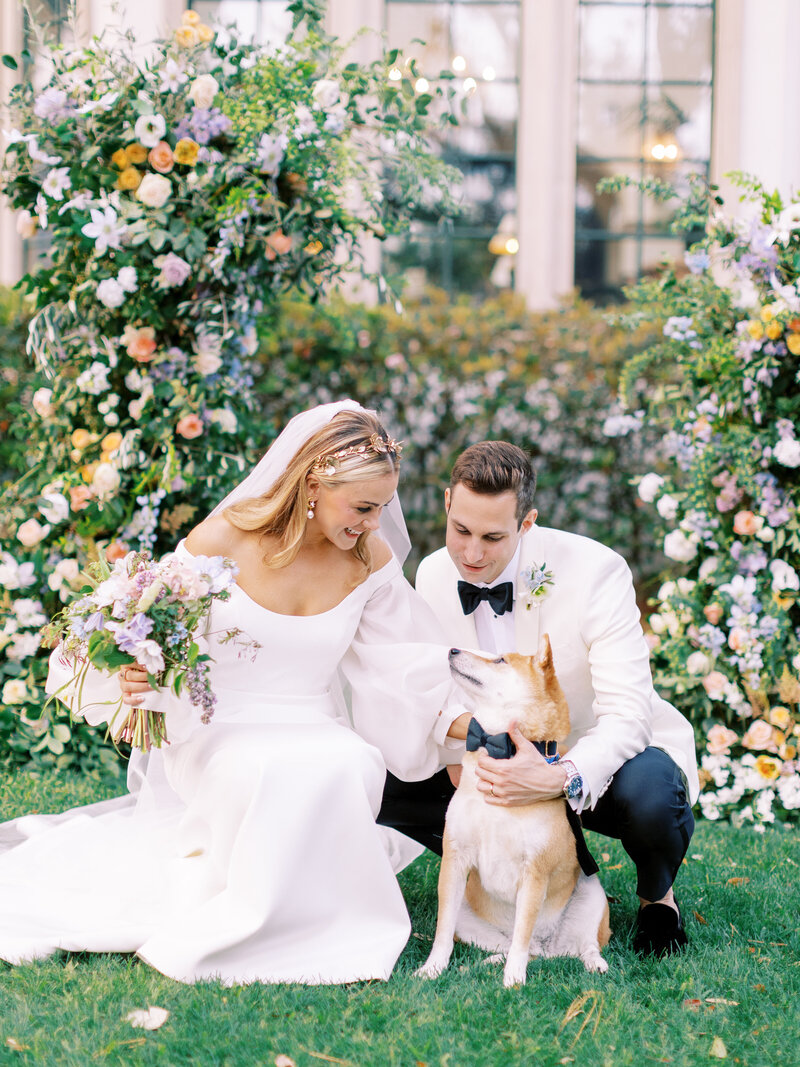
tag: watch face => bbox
[566,774,583,798]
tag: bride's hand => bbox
[118,663,153,706]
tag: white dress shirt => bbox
[471,545,521,656]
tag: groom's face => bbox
[445,483,536,585]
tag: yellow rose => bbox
[759,304,777,322]
[71,428,91,450]
[117,166,142,191]
[786,333,800,355]
[304,240,323,255]
[747,320,764,340]
[80,462,99,484]
[111,148,129,169]
[182,9,201,25]
[126,143,148,165]
[779,743,797,761]
[101,431,123,453]
[753,755,781,780]
[197,24,214,43]
[174,138,200,166]
[765,321,783,340]
[769,706,793,730]
[175,26,199,47]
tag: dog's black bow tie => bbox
[457,580,514,617]
[466,718,560,762]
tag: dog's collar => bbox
[465,717,559,762]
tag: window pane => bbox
[647,6,713,82]
[386,3,450,74]
[644,85,712,162]
[457,160,516,228]
[451,3,520,81]
[642,161,707,230]
[578,83,644,159]
[193,1,292,45]
[448,81,517,156]
[579,6,645,81]
[640,235,687,274]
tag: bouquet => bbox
[45,548,254,751]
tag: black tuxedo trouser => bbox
[377,745,694,902]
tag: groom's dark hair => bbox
[450,442,536,526]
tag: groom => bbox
[379,441,699,957]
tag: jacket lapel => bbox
[514,528,543,655]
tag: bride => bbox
[0,400,458,985]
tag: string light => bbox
[463,77,477,95]
[388,67,402,81]
[452,55,466,72]
[414,77,430,93]
[482,66,496,81]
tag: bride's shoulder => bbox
[185,514,250,557]
[367,534,394,573]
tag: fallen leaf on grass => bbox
[601,853,610,863]
[709,1037,728,1059]
[682,999,703,1012]
[275,1057,297,1067]
[5,1038,29,1052]
[307,1053,352,1065]
[126,1007,169,1031]
[754,984,766,992]
[726,877,750,887]
[693,910,708,925]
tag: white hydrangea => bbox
[776,774,800,810]
[664,529,698,562]
[76,361,111,395]
[0,552,36,590]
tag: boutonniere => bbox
[519,562,554,610]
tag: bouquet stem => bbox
[113,708,169,752]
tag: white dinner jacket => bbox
[415,526,700,809]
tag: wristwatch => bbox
[560,760,583,800]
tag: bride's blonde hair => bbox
[224,409,401,569]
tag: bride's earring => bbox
[307,500,316,520]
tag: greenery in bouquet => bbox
[607,174,800,829]
[45,547,249,751]
[0,0,458,769]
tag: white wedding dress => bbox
[0,543,453,985]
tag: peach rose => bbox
[124,326,157,363]
[741,719,777,751]
[728,627,748,651]
[70,428,92,450]
[69,485,92,511]
[148,141,174,174]
[105,540,129,562]
[266,231,293,259]
[101,431,123,453]
[753,755,781,780]
[176,414,204,439]
[733,510,761,536]
[117,166,142,191]
[706,723,739,755]
[125,143,148,165]
[174,138,199,166]
[702,671,728,700]
[703,603,724,625]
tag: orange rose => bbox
[174,138,200,166]
[305,240,323,255]
[80,462,98,484]
[176,414,204,439]
[788,318,800,333]
[111,148,129,169]
[733,510,759,536]
[265,231,293,260]
[703,603,724,625]
[753,755,781,780]
[101,432,123,453]
[125,143,148,165]
[68,485,92,512]
[70,428,92,450]
[148,141,174,174]
[124,326,157,363]
[117,166,142,191]
[787,333,800,356]
[105,540,130,562]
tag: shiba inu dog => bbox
[416,637,610,986]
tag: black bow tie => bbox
[457,580,514,617]
[465,717,516,759]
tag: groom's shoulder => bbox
[533,526,629,573]
[414,546,454,590]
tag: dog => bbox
[416,636,610,986]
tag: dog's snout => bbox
[448,648,462,660]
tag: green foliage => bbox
[254,287,664,577]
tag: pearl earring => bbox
[307,500,316,520]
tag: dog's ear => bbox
[535,633,553,670]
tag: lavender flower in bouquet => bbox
[46,548,254,751]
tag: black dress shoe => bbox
[633,902,689,957]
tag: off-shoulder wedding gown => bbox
[0,544,452,985]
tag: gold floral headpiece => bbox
[311,432,403,477]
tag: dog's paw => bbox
[414,957,447,980]
[502,955,528,987]
[482,952,504,967]
[582,952,609,974]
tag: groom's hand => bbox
[475,722,566,806]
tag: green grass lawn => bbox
[0,770,797,1067]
